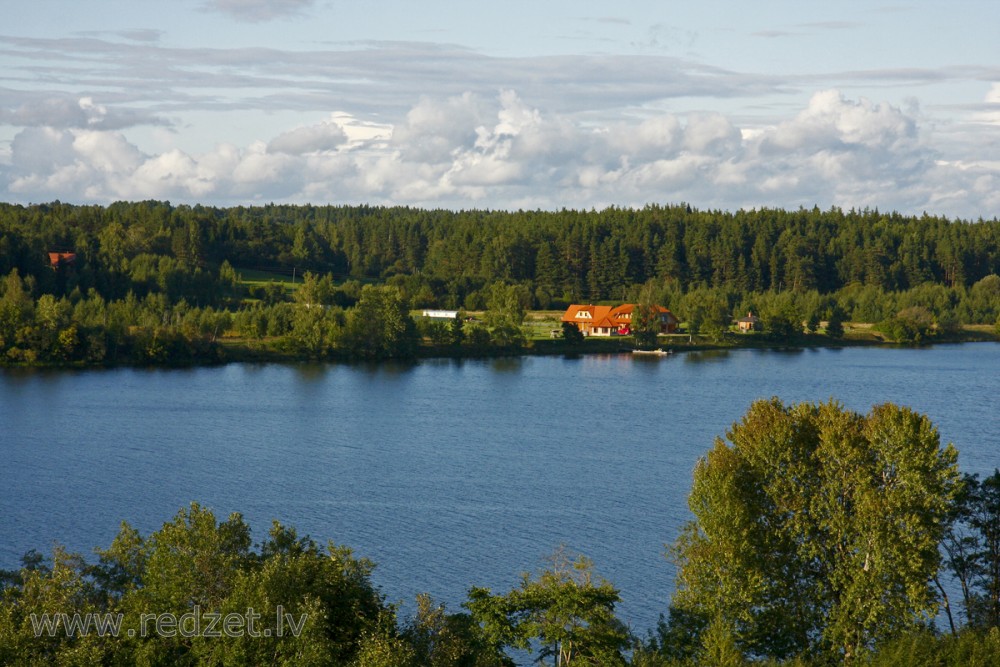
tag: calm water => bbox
[1,344,998,633]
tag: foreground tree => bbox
[0,505,396,666]
[401,594,511,667]
[941,470,1000,631]
[466,551,629,666]
[668,399,959,662]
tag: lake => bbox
[1,343,998,634]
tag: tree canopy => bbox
[669,399,960,662]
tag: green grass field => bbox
[235,268,300,295]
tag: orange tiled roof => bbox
[47,252,76,268]
[562,303,678,327]
[561,304,613,324]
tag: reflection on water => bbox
[290,362,333,382]
[683,349,731,363]
[761,347,807,356]
[489,357,524,372]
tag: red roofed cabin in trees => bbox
[47,252,77,269]
[561,304,679,337]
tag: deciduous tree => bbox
[669,399,959,662]
[466,551,629,666]
[343,285,417,360]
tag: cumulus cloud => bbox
[1,90,997,220]
[747,90,932,206]
[10,128,78,174]
[267,117,348,154]
[203,0,314,22]
[392,94,491,162]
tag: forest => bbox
[2,400,999,666]
[1,200,999,365]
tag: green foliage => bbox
[825,308,845,339]
[482,283,527,349]
[681,288,731,340]
[342,284,417,360]
[669,399,960,662]
[290,304,340,358]
[941,470,1000,630]
[419,318,453,347]
[293,271,335,307]
[2,479,996,666]
[633,284,662,348]
[450,312,466,347]
[865,628,1000,667]
[466,550,630,666]
[877,306,937,342]
[0,505,397,666]
[402,594,511,667]
[806,311,821,333]
[2,202,1000,366]
[698,617,746,667]
[876,318,921,343]
[561,321,584,345]
[466,323,492,349]
[763,306,801,340]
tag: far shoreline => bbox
[2,325,997,371]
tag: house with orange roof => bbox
[561,303,679,336]
[47,252,76,269]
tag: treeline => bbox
[0,268,535,365]
[2,201,1000,366]
[2,200,999,305]
[3,403,1000,665]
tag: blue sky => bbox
[1,0,998,218]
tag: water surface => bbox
[1,344,997,632]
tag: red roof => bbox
[48,252,76,268]
[562,304,613,324]
[562,303,678,328]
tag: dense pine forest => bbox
[1,201,999,364]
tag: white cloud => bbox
[10,128,77,174]
[129,150,207,198]
[1,89,998,220]
[987,83,1000,104]
[611,115,682,160]
[391,94,489,162]
[72,131,144,174]
[758,90,917,155]
[0,95,170,131]
[971,83,1000,128]
[681,112,742,156]
[267,117,348,155]
[203,0,315,22]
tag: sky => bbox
[1,0,999,219]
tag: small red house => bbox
[47,252,77,269]
[737,312,761,332]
